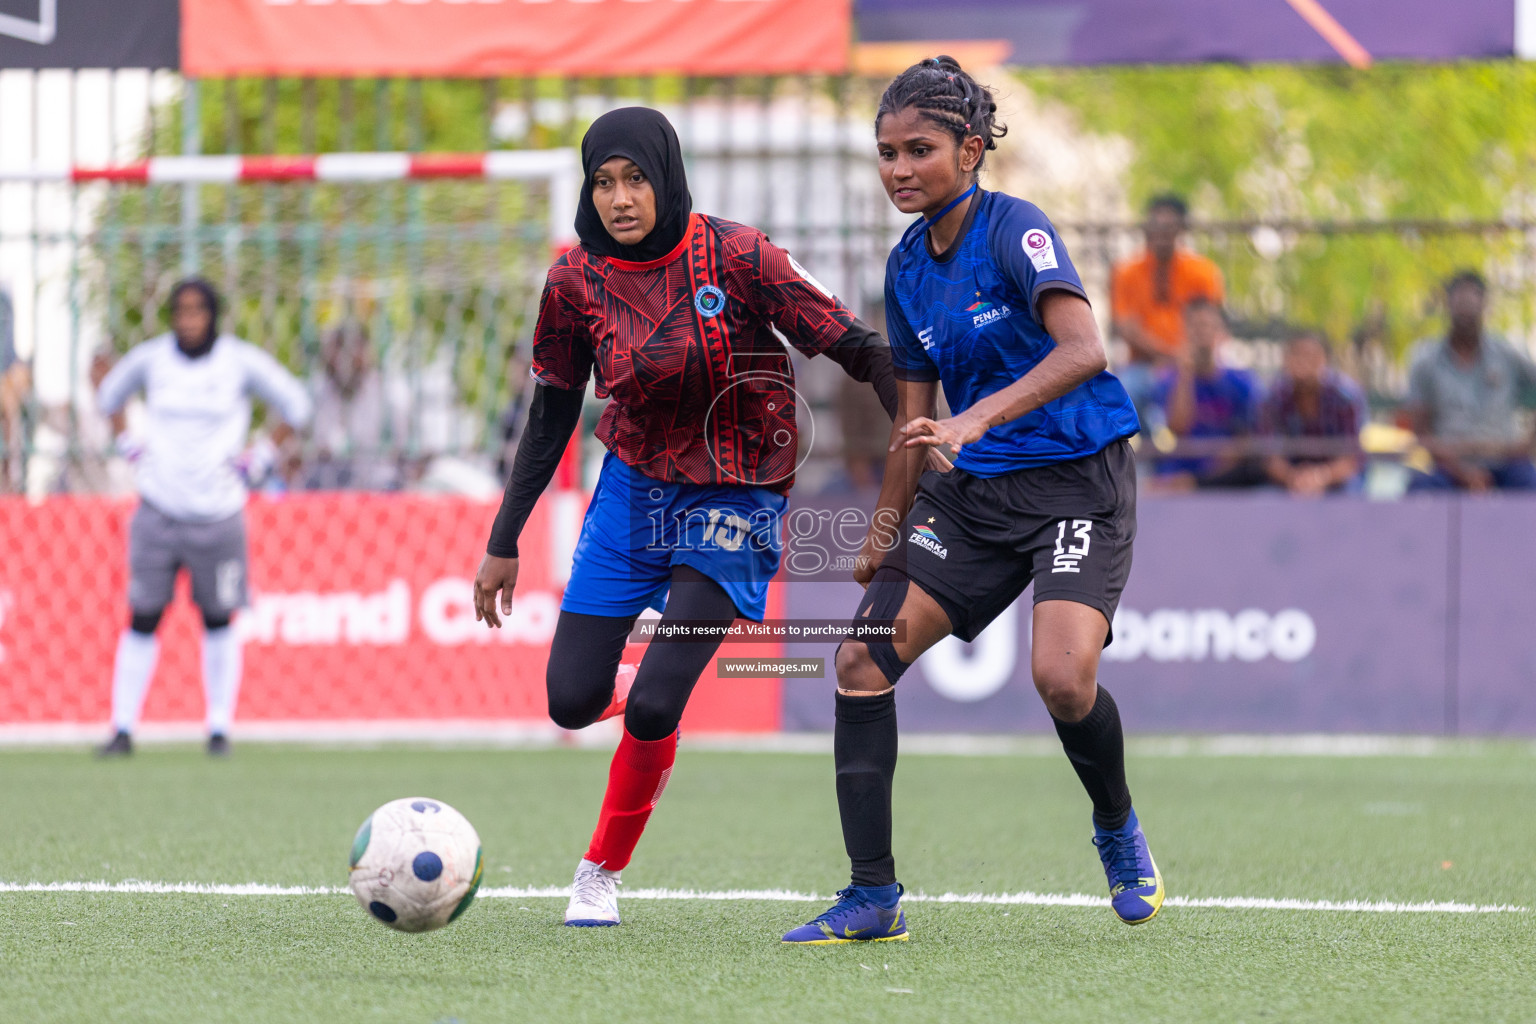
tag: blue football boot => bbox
[782,884,910,944]
[1092,808,1165,925]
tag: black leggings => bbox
[545,564,740,741]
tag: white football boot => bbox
[564,858,622,926]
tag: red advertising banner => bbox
[0,495,780,735]
[182,0,851,77]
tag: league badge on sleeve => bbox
[1023,229,1059,272]
[786,253,835,298]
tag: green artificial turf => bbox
[0,743,1533,1023]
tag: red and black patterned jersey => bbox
[530,213,854,492]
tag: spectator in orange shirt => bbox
[1111,195,1225,427]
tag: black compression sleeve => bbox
[485,383,584,558]
[824,318,899,420]
[623,565,742,740]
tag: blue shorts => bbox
[561,451,787,621]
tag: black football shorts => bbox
[884,440,1136,644]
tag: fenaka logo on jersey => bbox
[967,300,1014,329]
[694,284,726,319]
[909,522,948,560]
[1023,229,1059,272]
[917,327,935,351]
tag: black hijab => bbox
[574,107,693,263]
[168,276,221,358]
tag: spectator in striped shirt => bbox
[1260,333,1366,495]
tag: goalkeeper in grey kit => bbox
[95,279,311,756]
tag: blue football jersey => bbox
[885,190,1140,476]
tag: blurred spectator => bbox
[0,286,29,491]
[1405,271,1536,493]
[305,318,407,490]
[387,344,487,490]
[1111,194,1225,425]
[1151,298,1264,491]
[1260,333,1366,495]
[349,339,495,496]
[71,346,136,495]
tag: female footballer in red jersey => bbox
[472,107,904,927]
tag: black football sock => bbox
[835,689,898,888]
[1051,685,1133,832]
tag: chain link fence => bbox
[4,69,1536,496]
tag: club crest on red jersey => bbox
[694,284,726,318]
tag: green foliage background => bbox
[99,75,832,440]
[1019,61,1536,355]
[101,79,559,438]
[98,63,1536,418]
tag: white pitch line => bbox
[0,881,1523,914]
[0,882,341,896]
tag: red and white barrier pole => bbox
[1,148,588,488]
[0,149,582,250]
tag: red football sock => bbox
[584,728,678,871]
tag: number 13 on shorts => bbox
[1052,519,1093,574]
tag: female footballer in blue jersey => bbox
[470,107,908,929]
[783,57,1164,945]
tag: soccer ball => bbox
[348,797,484,933]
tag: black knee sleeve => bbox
[623,684,686,742]
[547,667,619,731]
[546,611,632,730]
[843,566,912,687]
[201,611,232,631]
[129,609,163,636]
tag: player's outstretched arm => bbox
[475,383,584,628]
[749,238,949,473]
[822,318,899,420]
[855,378,939,587]
[824,319,951,475]
[900,289,1108,455]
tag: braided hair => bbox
[875,56,1008,177]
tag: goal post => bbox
[0,148,790,745]
[0,148,581,252]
